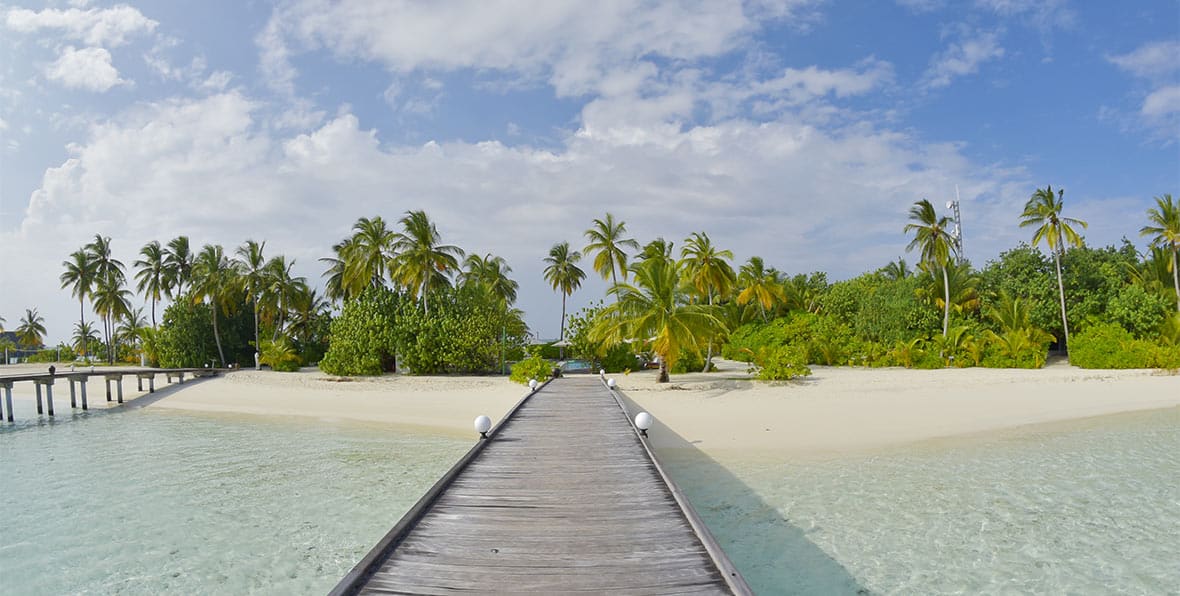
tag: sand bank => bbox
[613,359,1180,460]
[8,361,1176,458]
[147,368,527,438]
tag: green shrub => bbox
[1071,323,1154,369]
[1105,284,1170,338]
[599,343,636,373]
[749,345,812,380]
[671,349,704,374]
[510,355,553,384]
[259,337,301,372]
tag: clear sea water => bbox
[2,401,1178,595]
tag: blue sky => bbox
[1,0,1177,344]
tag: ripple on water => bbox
[0,409,467,595]
[667,408,1180,595]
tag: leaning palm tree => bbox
[1020,185,1088,351]
[461,253,519,306]
[736,256,783,322]
[16,308,47,350]
[905,199,956,338]
[343,216,396,299]
[117,307,148,357]
[60,249,98,357]
[583,213,640,298]
[134,240,168,328]
[1140,193,1180,313]
[543,242,586,340]
[879,258,911,281]
[191,244,239,367]
[592,257,724,383]
[320,238,354,302]
[390,210,464,315]
[164,235,194,297]
[680,232,736,371]
[234,239,269,351]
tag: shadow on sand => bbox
[616,390,870,595]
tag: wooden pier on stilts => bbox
[331,375,751,595]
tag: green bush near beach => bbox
[1070,323,1180,369]
[320,286,528,376]
[509,355,552,384]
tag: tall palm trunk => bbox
[559,293,567,340]
[611,267,619,304]
[150,298,157,329]
[1172,247,1180,313]
[252,298,260,352]
[78,298,87,357]
[703,291,715,372]
[1053,250,1070,354]
[422,280,430,317]
[211,305,226,367]
[941,264,950,337]
[658,357,669,383]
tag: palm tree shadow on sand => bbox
[616,390,871,595]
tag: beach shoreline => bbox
[4,361,1176,458]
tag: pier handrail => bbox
[602,376,754,595]
[327,377,554,596]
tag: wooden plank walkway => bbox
[332,376,750,595]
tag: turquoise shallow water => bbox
[3,402,1179,595]
[0,408,468,594]
[666,407,1180,595]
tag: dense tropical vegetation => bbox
[22,190,1178,379]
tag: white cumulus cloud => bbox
[922,30,1005,89]
[45,46,126,92]
[1108,40,1180,139]
[4,4,157,47]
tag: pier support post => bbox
[70,380,77,408]
[35,383,43,414]
[149,375,155,393]
[1,381,11,422]
[45,383,54,416]
[106,378,113,402]
[137,376,143,392]
[80,379,88,410]
[116,378,124,403]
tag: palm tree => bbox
[265,256,305,341]
[680,232,735,371]
[905,199,956,338]
[461,253,519,305]
[288,288,330,346]
[736,256,783,321]
[235,239,269,351]
[16,308,47,349]
[164,235,194,297]
[117,307,148,358]
[543,242,586,340]
[1019,185,1088,351]
[134,240,168,328]
[60,249,97,358]
[1140,193,1180,313]
[73,321,99,357]
[344,216,396,299]
[391,210,464,315]
[916,260,981,317]
[880,258,912,280]
[92,274,132,363]
[583,213,640,297]
[191,244,239,367]
[320,238,353,302]
[592,257,724,383]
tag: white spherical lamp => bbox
[599,368,606,376]
[528,378,538,391]
[474,415,492,439]
[607,378,616,389]
[634,412,653,437]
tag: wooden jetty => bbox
[331,375,751,595]
[0,367,222,423]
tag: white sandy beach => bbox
[5,361,1177,457]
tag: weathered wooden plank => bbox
[336,376,750,595]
